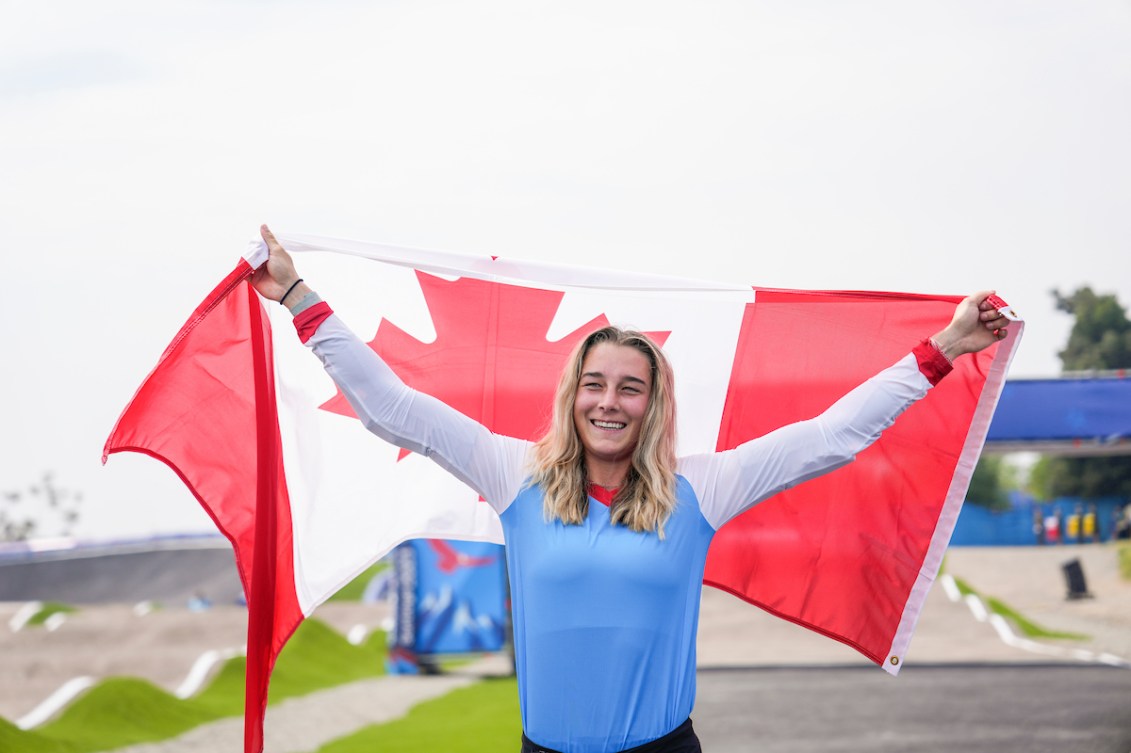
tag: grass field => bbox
[309,677,520,753]
[326,562,389,603]
[0,619,388,753]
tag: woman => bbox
[252,225,1011,753]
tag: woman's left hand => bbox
[931,291,1013,361]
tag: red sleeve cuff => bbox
[912,338,953,387]
[293,301,333,344]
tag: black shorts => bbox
[521,718,702,753]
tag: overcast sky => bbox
[2,1,1129,541]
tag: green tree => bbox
[0,472,82,542]
[1053,287,1131,371]
[966,454,1013,511]
[1030,455,1131,501]
[1031,287,1131,501]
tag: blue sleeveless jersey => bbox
[501,476,716,753]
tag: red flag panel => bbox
[707,290,995,663]
[103,263,302,753]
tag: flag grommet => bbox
[890,656,900,666]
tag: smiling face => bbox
[571,341,654,485]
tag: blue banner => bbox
[390,539,508,668]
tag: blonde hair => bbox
[530,326,678,537]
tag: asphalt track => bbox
[0,537,243,605]
[693,664,1131,753]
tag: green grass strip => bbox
[2,619,387,752]
[0,715,80,753]
[311,677,520,753]
[268,619,388,702]
[949,576,1089,641]
[27,602,77,627]
[983,597,1089,641]
[1118,543,1131,582]
[949,574,975,597]
[28,677,222,751]
[327,561,389,603]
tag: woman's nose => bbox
[597,387,618,410]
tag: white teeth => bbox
[593,420,626,429]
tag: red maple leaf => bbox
[428,540,499,573]
[320,271,669,456]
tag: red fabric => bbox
[705,289,992,665]
[588,484,617,507]
[985,293,1009,311]
[294,301,333,344]
[103,262,302,753]
[912,338,954,386]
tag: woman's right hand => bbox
[930,290,1013,360]
[251,224,311,307]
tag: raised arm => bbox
[682,292,1014,530]
[251,225,530,513]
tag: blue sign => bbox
[389,539,508,671]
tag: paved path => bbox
[695,664,1131,753]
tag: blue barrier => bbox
[951,496,1127,546]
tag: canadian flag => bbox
[104,233,1021,753]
